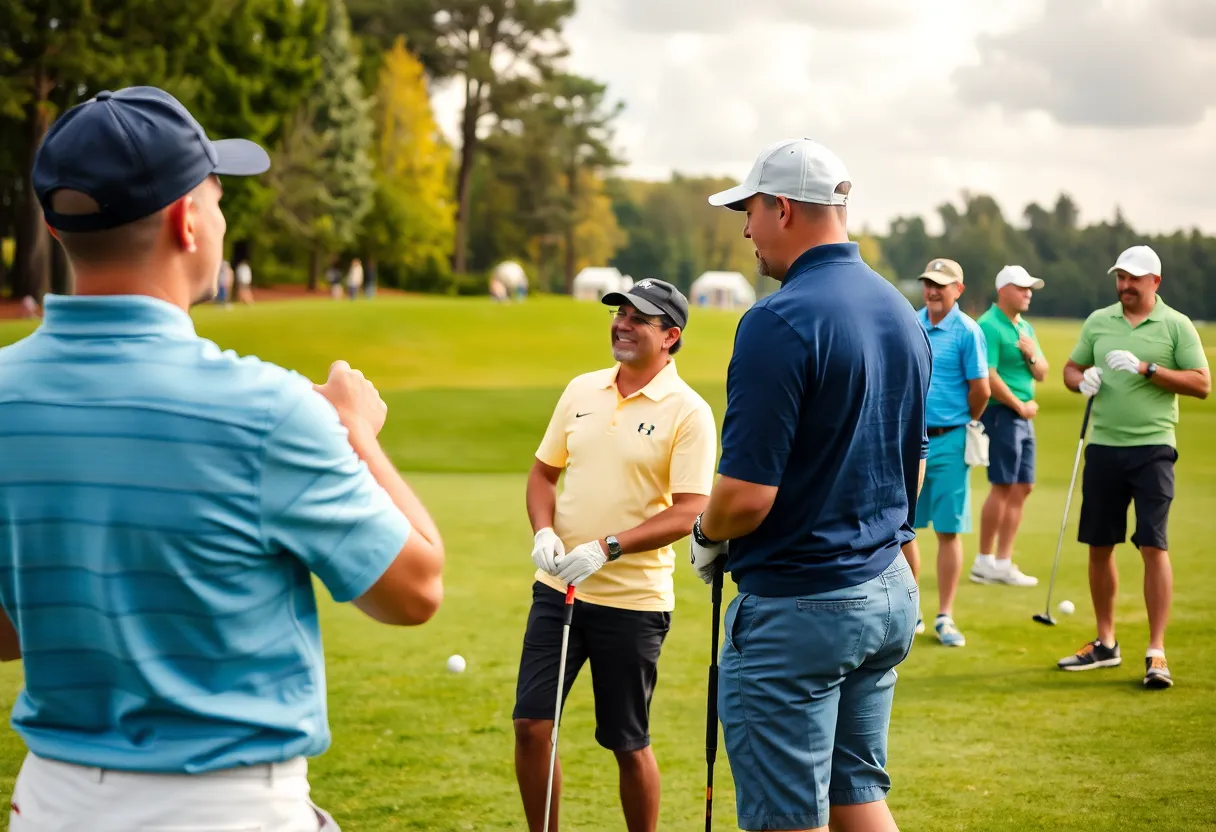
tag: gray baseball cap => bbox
[601,278,689,329]
[708,138,851,211]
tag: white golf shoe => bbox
[969,559,1039,586]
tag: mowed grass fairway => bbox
[1,294,1214,831]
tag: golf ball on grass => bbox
[446,654,466,673]
[1058,600,1075,615]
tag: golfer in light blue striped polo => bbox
[0,86,445,832]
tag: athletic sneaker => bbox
[915,616,925,635]
[969,559,1039,586]
[1144,656,1173,689]
[935,615,965,647]
[1057,639,1121,671]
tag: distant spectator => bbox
[20,296,41,320]
[347,258,364,301]
[234,258,253,305]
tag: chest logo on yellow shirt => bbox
[638,423,655,435]
[576,411,592,418]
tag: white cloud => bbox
[430,0,1216,235]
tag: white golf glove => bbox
[690,515,728,585]
[555,540,607,586]
[1079,366,1103,398]
[1105,349,1141,375]
[531,528,564,575]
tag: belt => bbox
[926,425,963,438]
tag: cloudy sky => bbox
[432,0,1216,235]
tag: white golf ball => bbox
[1058,600,1076,615]
[446,654,466,673]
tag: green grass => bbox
[1,295,1215,830]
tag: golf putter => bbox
[543,584,577,832]
[1034,397,1094,626]
[704,561,724,832]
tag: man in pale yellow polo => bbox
[512,278,717,832]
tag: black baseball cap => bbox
[602,278,689,329]
[32,86,271,232]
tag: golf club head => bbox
[1032,612,1056,626]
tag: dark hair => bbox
[660,314,683,355]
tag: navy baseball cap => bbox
[32,86,270,232]
[601,278,689,329]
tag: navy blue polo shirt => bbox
[718,243,932,596]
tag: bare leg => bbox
[996,484,1033,561]
[1089,546,1118,645]
[1140,547,1172,652]
[979,485,1010,557]
[901,540,920,584]
[615,747,660,832]
[937,532,962,616]
[515,719,560,832]
[829,799,900,831]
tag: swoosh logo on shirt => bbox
[575,412,592,418]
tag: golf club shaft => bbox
[705,562,723,831]
[1042,398,1094,614]
[542,585,577,832]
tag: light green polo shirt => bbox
[977,304,1039,404]
[1069,296,1208,447]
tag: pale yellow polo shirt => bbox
[534,360,717,612]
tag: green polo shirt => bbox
[1069,296,1208,448]
[977,304,1039,404]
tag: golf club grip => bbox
[706,666,718,761]
[1080,396,1094,439]
[562,585,576,625]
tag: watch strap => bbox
[605,535,623,561]
[692,514,720,547]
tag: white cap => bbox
[708,138,851,211]
[1108,245,1161,277]
[995,265,1044,290]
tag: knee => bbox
[1140,546,1169,562]
[514,718,551,750]
[1019,483,1034,499]
[613,746,652,771]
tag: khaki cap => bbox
[918,257,964,285]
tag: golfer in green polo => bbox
[973,265,1048,588]
[1059,245,1210,689]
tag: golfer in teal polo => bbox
[901,258,990,647]
[1059,245,1210,689]
[972,265,1048,588]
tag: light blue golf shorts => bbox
[913,427,971,534]
[718,553,919,831]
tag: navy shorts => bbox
[718,553,919,831]
[980,403,1035,485]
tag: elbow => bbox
[403,578,445,625]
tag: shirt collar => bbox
[1107,295,1168,322]
[991,303,1021,327]
[40,294,196,338]
[919,303,962,331]
[604,360,682,401]
[783,242,862,285]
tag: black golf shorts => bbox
[1078,443,1177,550]
[513,581,670,752]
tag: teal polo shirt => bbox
[0,295,411,773]
[918,304,988,428]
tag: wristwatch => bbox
[1144,362,1158,379]
[1027,355,1037,365]
[692,514,720,547]
[605,535,623,561]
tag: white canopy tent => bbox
[572,267,626,301]
[690,271,756,309]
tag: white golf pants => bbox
[8,752,340,831]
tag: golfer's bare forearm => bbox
[987,369,1023,412]
[610,495,707,555]
[967,379,990,420]
[0,610,19,662]
[1147,366,1211,399]
[1063,361,1087,393]
[918,458,926,498]
[1029,357,1049,383]
[526,461,561,532]
[348,427,443,551]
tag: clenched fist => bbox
[314,360,389,438]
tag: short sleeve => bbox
[1173,317,1209,370]
[669,402,717,495]
[717,308,809,487]
[535,384,573,468]
[1069,316,1098,366]
[963,324,989,380]
[261,392,411,603]
[979,319,1000,369]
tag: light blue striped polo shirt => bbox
[0,294,411,774]
[918,303,988,428]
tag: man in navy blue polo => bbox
[690,139,931,832]
[0,86,445,831]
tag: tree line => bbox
[3,1,1213,319]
